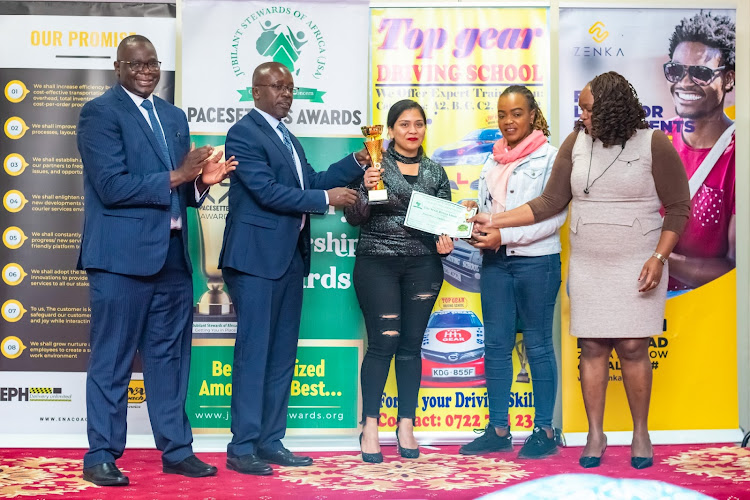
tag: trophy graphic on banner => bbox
[195,147,234,321]
[515,338,530,383]
[361,125,388,204]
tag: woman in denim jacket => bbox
[459,86,566,459]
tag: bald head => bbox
[114,35,160,99]
[251,62,295,120]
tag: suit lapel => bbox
[113,85,171,170]
[249,109,301,187]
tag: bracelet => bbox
[652,251,667,265]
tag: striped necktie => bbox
[141,99,181,222]
[277,121,295,160]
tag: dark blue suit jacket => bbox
[219,109,363,279]
[77,84,200,276]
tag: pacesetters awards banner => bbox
[370,7,550,436]
[0,2,176,446]
[558,8,740,443]
[181,0,369,436]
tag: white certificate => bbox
[404,191,476,238]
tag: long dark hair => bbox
[576,72,648,147]
[499,85,550,137]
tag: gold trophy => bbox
[515,338,530,383]
[195,147,234,320]
[361,125,388,204]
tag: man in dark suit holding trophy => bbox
[220,62,369,475]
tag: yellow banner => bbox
[371,7,550,433]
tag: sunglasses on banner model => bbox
[663,62,726,86]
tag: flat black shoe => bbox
[631,456,654,469]
[226,455,273,476]
[257,447,313,467]
[163,455,218,477]
[82,462,129,486]
[359,432,383,463]
[396,427,420,459]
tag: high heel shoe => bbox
[579,439,607,468]
[631,456,653,469]
[359,432,383,463]
[396,427,420,459]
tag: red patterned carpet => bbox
[1,445,749,499]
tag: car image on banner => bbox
[421,310,485,388]
[432,128,501,166]
[442,239,482,293]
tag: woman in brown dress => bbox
[471,72,690,469]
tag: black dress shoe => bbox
[82,462,129,486]
[226,455,273,476]
[163,455,218,477]
[631,456,654,469]
[258,447,313,466]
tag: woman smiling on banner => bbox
[471,72,690,469]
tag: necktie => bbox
[277,121,295,160]
[277,121,305,229]
[141,99,181,222]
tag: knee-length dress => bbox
[528,129,690,338]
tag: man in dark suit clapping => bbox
[77,35,235,486]
[220,62,368,475]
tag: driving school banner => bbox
[558,8,740,443]
[0,1,176,447]
[181,0,369,436]
[370,7,550,437]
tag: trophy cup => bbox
[514,338,530,383]
[195,147,234,321]
[361,125,388,204]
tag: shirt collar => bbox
[255,107,281,130]
[120,85,154,109]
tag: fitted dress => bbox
[528,129,690,338]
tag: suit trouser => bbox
[83,233,194,468]
[223,247,304,457]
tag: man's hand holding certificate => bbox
[404,191,476,238]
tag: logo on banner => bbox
[0,386,71,402]
[128,380,146,404]
[588,22,609,43]
[231,7,327,103]
[575,22,623,57]
[436,329,471,344]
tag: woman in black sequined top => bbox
[345,99,453,463]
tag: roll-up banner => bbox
[370,7,551,440]
[558,8,741,444]
[0,1,176,447]
[181,0,370,438]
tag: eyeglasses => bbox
[119,60,161,72]
[663,62,725,86]
[255,84,299,94]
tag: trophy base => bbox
[515,373,530,383]
[196,289,235,320]
[368,189,389,205]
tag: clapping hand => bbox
[201,150,237,186]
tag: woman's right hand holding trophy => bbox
[364,165,382,190]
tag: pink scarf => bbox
[486,130,547,213]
